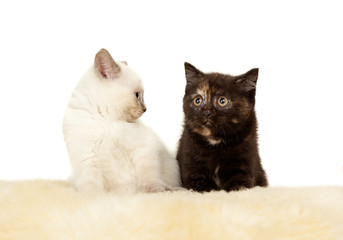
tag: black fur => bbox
[177,63,268,192]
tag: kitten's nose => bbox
[143,106,147,112]
[203,111,212,117]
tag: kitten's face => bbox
[183,63,258,145]
[94,49,146,122]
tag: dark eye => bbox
[193,97,203,106]
[218,97,228,107]
[135,92,139,98]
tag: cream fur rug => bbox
[0,180,342,240]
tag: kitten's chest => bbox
[95,121,144,161]
[193,144,238,175]
[106,121,145,144]
[194,143,234,164]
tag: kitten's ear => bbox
[94,49,121,80]
[184,62,203,84]
[236,68,259,92]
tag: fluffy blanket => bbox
[0,180,342,240]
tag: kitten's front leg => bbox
[182,169,218,192]
[220,172,254,192]
[72,157,105,192]
[134,149,170,193]
[183,177,218,192]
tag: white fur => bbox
[63,50,180,193]
[2,181,343,239]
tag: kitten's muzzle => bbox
[203,118,214,127]
[140,101,147,113]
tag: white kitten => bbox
[63,49,180,193]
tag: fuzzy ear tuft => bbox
[184,62,203,84]
[236,68,259,92]
[94,49,120,80]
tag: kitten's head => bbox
[93,49,146,122]
[183,62,258,145]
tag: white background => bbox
[0,1,342,186]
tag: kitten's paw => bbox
[223,183,252,192]
[226,186,246,192]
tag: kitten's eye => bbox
[193,97,203,106]
[135,92,139,98]
[218,97,228,107]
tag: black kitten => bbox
[177,63,268,192]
